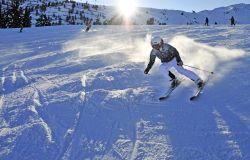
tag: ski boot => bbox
[170,78,180,88]
[195,78,204,88]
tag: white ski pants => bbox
[159,59,200,81]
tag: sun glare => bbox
[117,0,137,19]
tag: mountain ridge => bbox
[1,1,249,25]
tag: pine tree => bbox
[36,14,51,27]
[93,5,98,10]
[0,4,4,28]
[23,7,32,27]
[9,0,22,28]
[58,16,62,25]
[40,4,46,13]
[83,2,89,10]
[19,7,24,30]
[5,6,12,28]
[147,17,155,25]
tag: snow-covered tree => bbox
[36,14,51,27]
[8,0,22,28]
[147,17,155,25]
[23,7,32,27]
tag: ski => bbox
[190,76,211,101]
[159,80,181,101]
[190,83,205,101]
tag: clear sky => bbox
[84,0,250,12]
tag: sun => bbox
[117,0,137,19]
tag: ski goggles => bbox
[152,43,161,50]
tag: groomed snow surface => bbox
[0,25,250,160]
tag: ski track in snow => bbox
[0,25,250,160]
[213,109,243,159]
[0,95,3,110]
[56,74,88,160]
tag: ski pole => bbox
[183,64,214,74]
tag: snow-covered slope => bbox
[1,25,250,159]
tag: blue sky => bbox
[85,0,250,12]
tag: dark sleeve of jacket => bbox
[145,50,156,71]
[173,48,182,63]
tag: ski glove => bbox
[144,68,150,74]
[177,61,183,66]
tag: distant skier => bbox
[231,16,236,26]
[205,17,209,26]
[85,19,92,32]
[19,24,24,33]
[144,36,204,88]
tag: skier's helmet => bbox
[151,36,163,49]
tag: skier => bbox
[85,19,92,32]
[19,23,23,33]
[205,17,209,26]
[231,16,236,26]
[144,36,204,88]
